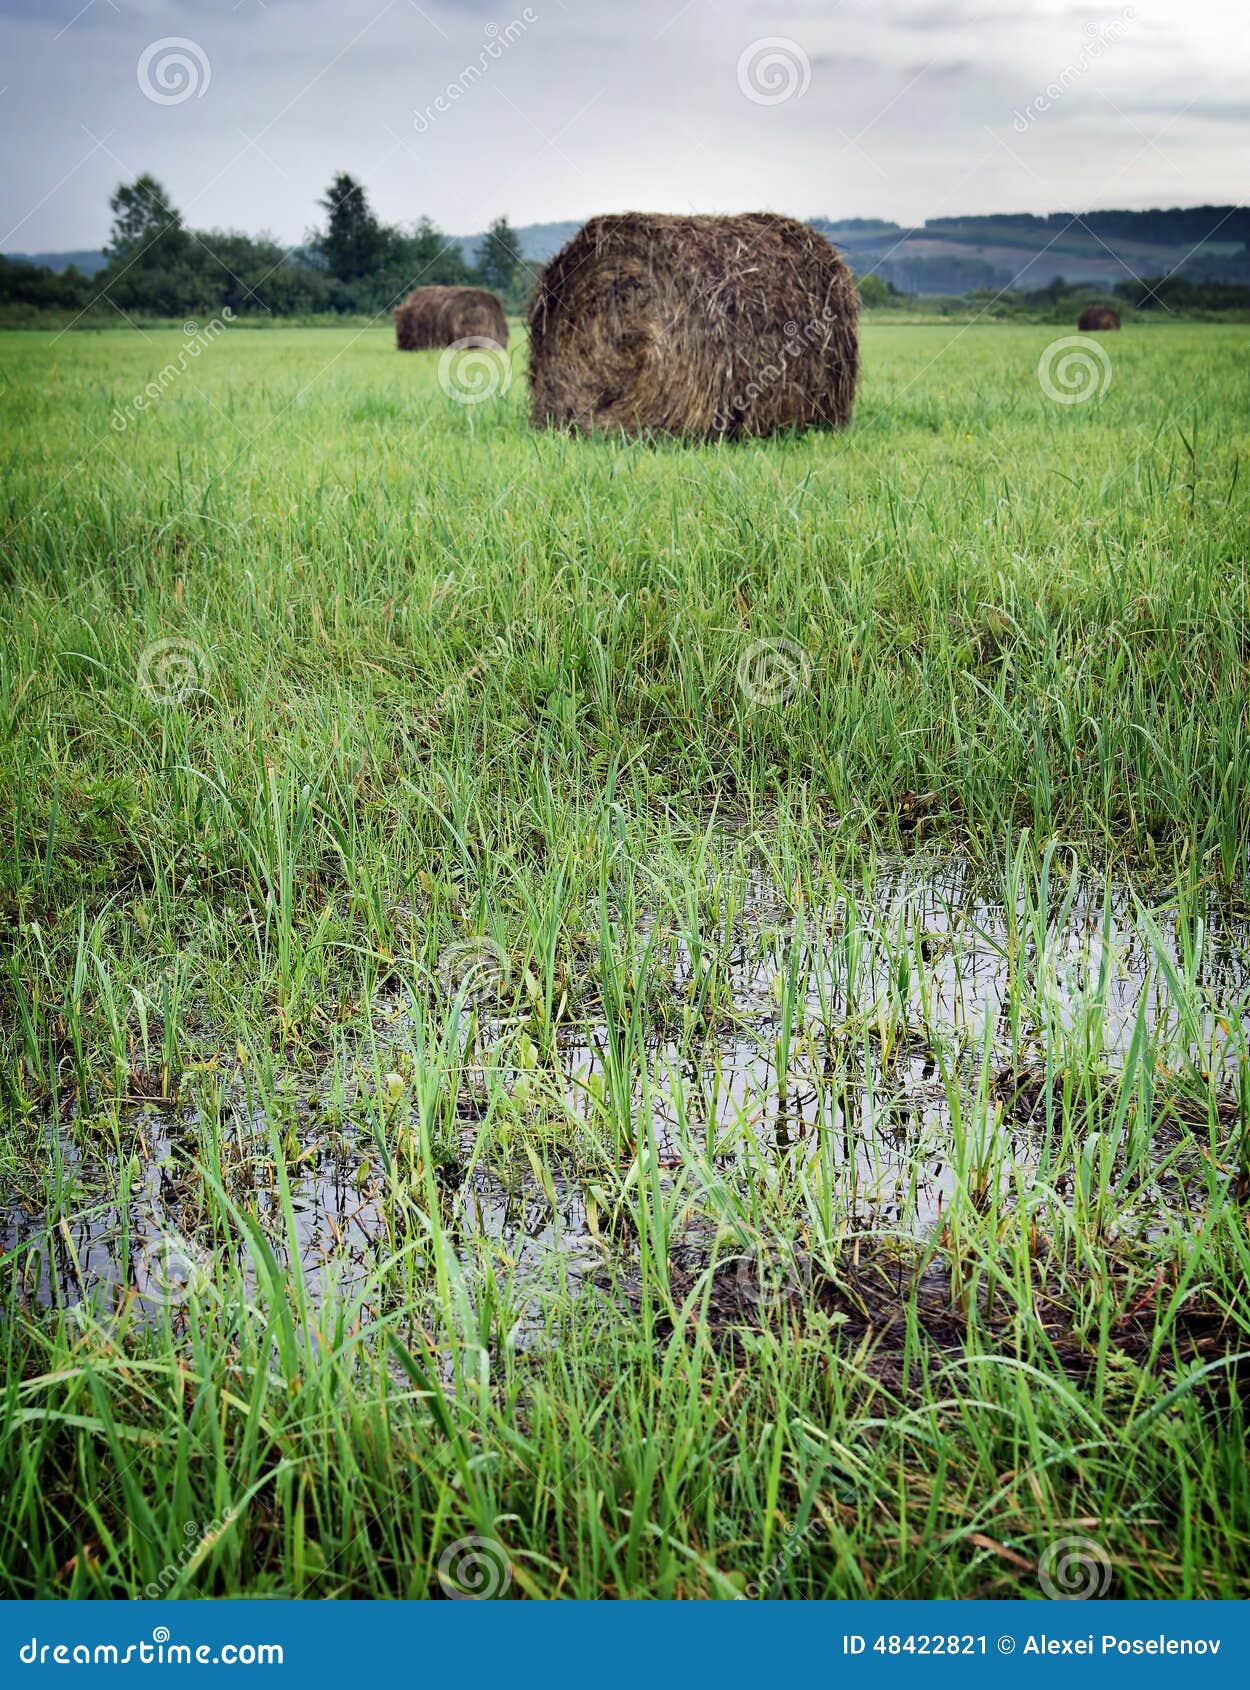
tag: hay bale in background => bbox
[528,212,859,439]
[1078,305,1121,331]
[395,285,508,351]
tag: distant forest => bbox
[2,177,1248,320]
[812,205,1250,297]
[0,172,531,322]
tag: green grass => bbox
[1,321,1248,1599]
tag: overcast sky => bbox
[1,0,1246,253]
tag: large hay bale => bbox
[395,285,508,351]
[1078,304,1120,332]
[528,212,859,439]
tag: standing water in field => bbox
[3,854,1248,1332]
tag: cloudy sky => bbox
[0,0,1245,252]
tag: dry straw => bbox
[528,212,859,440]
[1077,305,1121,331]
[395,286,509,351]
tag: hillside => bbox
[812,206,1249,294]
[8,207,1247,299]
[449,220,582,269]
[8,249,109,277]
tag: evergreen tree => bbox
[315,173,384,282]
[478,216,523,295]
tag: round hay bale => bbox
[395,285,508,351]
[1077,304,1120,332]
[528,212,859,439]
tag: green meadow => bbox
[1,319,1248,1598]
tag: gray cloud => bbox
[0,0,1243,252]
[905,58,976,78]
[1125,96,1250,124]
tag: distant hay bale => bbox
[1078,305,1120,332]
[395,286,508,351]
[528,212,859,439]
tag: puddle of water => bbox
[4,857,1248,1332]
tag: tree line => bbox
[0,172,531,320]
[3,175,1249,321]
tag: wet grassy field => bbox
[1,321,1249,1598]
